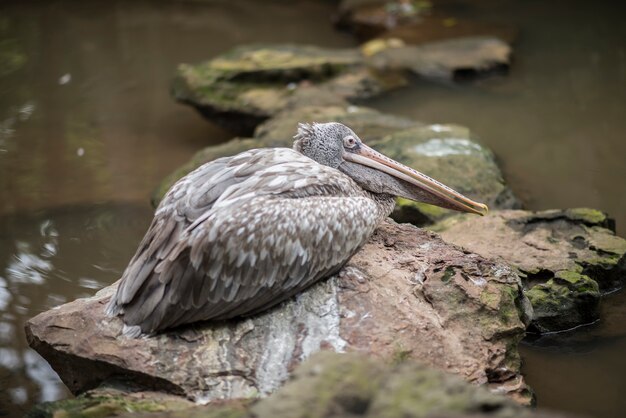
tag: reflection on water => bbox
[0,203,153,417]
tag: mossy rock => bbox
[254,104,422,144]
[433,209,626,332]
[526,271,601,333]
[30,353,575,418]
[26,387,195,418]
[372,124,519,224]
[171,44,407,135]
[251,352,530,418]
[151,116,517,228]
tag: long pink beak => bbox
[343,143,489,216]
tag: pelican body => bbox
[106,123,487,336]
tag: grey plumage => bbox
[107,122,487,337]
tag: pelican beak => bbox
[343,144,489,216]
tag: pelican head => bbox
[293,122,488,216]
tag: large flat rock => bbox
[26,221,533,405]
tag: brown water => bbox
[0,0,624,417]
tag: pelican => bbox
[106,122,487,336]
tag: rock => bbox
[432,209,626,332]
[254,104,422,144]
[26,386,195,418]
[380,19,519,46]
[26,220,533,405]
[525,271,600,333]
[372,124,520,224]
[171,44,406,134]
[32,352,585,418]
[251,352,528,418]
[336,0,518,45]
[172,38,510,134]
[367,36,511,81]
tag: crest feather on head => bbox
[293,122,316,153]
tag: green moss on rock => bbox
[171,44,399,134]
[564,208,608,227]
[526,270,600,333]
[26,390,194,418]
[251,352,527,418]
[152,107,423,208]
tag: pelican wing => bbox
[107,148,384,335]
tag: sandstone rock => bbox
[26,221,533,405]
[432,209,626,332]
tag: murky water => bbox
[0,0,624,417]
[520,289,626,418]
[0,203,153,417]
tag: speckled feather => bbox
[106,147,394,335]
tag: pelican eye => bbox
[343,135,357,149]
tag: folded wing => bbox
[106,148,382,335]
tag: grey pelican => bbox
[106,122,487,336]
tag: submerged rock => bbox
[432,209,626,332]
[26,220,532,405]
[171,44,405,134]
